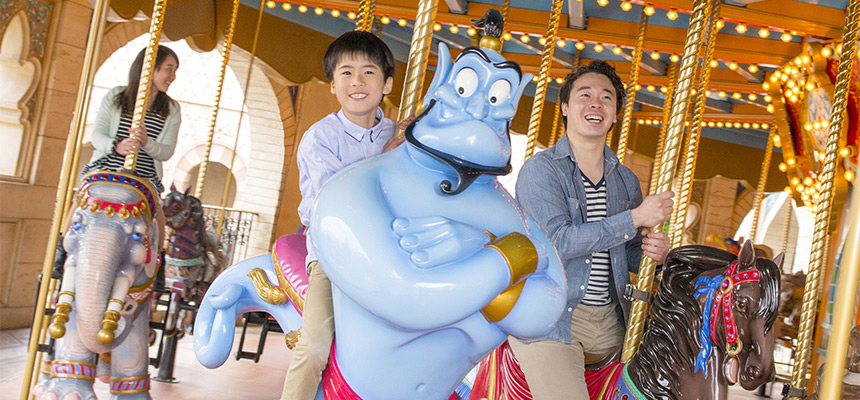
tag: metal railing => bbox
[200,205,258,266]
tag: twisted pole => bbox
[749,125,777,242]
[613,8,649,162]
[20,2,112,398]
[621,0,711,362]
[395,0,439,135]
[122,0,167,172]
[788,0,859,396]
[549,103,561,147]
[781,195,793,255]
[523,0,564,159]
[649,63,678,196]
[195,0,240,198]
[356,0,376,32]
[670,0,721,249]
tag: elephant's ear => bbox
[739,240,755,268]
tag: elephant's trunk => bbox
[74,227,124,354]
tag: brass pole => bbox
[549,103,561,148]
[818,184,860,400]
[750,125,777,242]
[195,0,241,199]
[20,2,112,398]
[789,0,859,395]
[523,0,564,159]
[621,0,711,362]
[122,0,168,172]
[500,0,510,47]
[395,0,439,135]
[670,0,721,249]
[217,0,265,235]
[782,195,793,255]
[356,0,376,32]
[613,8,649,162]
[649,63,679,196]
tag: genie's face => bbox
[410,43,532,169]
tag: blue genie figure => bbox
[309,9,567,400]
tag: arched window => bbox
[0,11,39,177]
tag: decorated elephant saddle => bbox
[270,234,309,315]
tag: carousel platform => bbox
[1,326,781,399]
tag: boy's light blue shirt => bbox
[514,135,644,343]
[297,107,395,266]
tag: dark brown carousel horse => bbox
[470,241,782,400]
[161,185,225,334]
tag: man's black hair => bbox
[558,60,626,128]
[323,31,396,82]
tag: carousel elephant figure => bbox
[35,171,162,400]
[194,10,567,400]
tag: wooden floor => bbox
[1,326,783,400]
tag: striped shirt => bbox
[580,175,612,306]
[82,112,166,193]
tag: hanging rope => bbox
[621,0,712,362]
[523,0,564,159]
[395,0,439,135]
[123,0,168,172]
[749,125,777,242]
[613,8,649,163]
[216,0,265,234]
[788,0,859,396]
[195,0,240,198]
[670,0,721,249]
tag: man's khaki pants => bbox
[280,261,334,400]
[508,303,624,400]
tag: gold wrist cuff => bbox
[482,280,526,322]
[484,232,539,287]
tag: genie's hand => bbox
[392,216,490,269]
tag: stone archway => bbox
[0,11,39,177]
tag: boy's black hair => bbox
[323,31,396,82]
[116,46,179,118]
[558,60,626,128]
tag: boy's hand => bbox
[631,190,674,228]
[640,228,670,265]
[382,135,405,153]
[392,216,489,269]
[398,115,416,132]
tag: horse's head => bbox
[163,184,193,229]
[691,241,782,391]
[404,9,532,194]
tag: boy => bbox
[281,31,403,400]
[510,60,674,399]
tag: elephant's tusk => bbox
[97,276,130,344]
[49,265,76,339]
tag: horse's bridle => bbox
[693,260,761,375]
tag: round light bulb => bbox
[575,41,585,50]
[266,1,275,8]
[748,64,758,73]
[557,39,567,47]
[613,46,623,55]
[644,4,655,15]
[621,1,632,11]
[449,24,458,33]
[767,104,775,113]
[666,8,679,20]
[502,32,512,40]
[716,19,725,30]
[539,37,547,45]
[399,18,408,26]
[314,7,323,15]
[298,4,307,12]
[331,9,339,16]
[781,32,792,42]
[380,15,390,23]
[467,27,476,35]
[758,28,770,38]
[283,3,291,10]
[651,51,660,60]
[748,93,757,101]
[433,23,441,31]
[732,92,742,99]
[348,11,356,19]
[594,43,604,52]
[647,85,655,91]
[728,61,738,70]
[670,54,680,63]
[520,34,530,43]
[597,0,609,7]
[735,22,747,34]
[710,59,719,68]
[718,91,727,98]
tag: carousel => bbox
[1,0,858,399]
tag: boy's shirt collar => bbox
[336,108,386,143]
[552,133,619,174]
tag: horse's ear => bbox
[739,240,755,266]
[171,183,177,193]
[773,252,785,269]
[185,186,192,196]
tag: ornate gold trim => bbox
[248,268,288,305]
[271,250,305,312]
[484,232,538,287]
[482,280,526,323]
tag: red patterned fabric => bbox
[469,341,532,400]
[584,361,624,400]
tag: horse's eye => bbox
[736,298,749,314]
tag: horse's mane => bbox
[630,245,780,400]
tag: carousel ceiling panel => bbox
[106,0,221,48]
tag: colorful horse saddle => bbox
[271,234,309,315]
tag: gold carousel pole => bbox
[613,8,649,162]
[749,126,777,242]
[395,0,439,135]
[819,183,860,400]
[194,0,241,199]
[549,103,561,148]
[670,0,720,249]
[217,0,265,235]
[20,2,112,398]
[523,0,563,159]
[122,0,167,172]
[782,195,793,255]
[355,0,376,32]
[788,0,859,397]
[649,63,678,196]
[621,0,711,362]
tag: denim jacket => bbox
[515,135,643,343]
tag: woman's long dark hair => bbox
[115,46,179,118]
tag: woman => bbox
[82,46,181,193]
